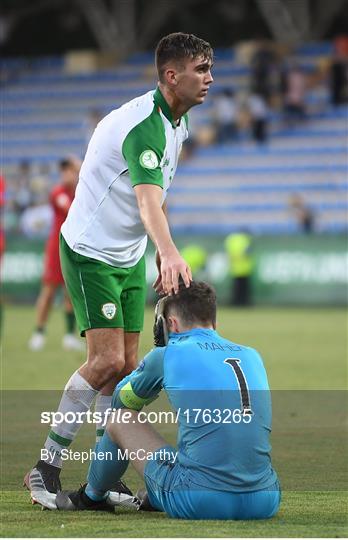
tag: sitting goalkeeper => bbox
[56,281,281,520]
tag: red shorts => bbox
[43,243,64,285]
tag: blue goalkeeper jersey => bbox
[114,328,278,493]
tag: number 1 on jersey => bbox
[224,358,253,414]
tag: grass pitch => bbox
[1,304,347,537]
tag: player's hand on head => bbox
[160,252,192,295]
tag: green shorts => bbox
[59,234,146,336]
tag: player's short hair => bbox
[155,32,213,83]
[163,281,216,327]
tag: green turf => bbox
[1,305,347,537]
[1,491,347,538]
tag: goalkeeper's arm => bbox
[112,347,165,411]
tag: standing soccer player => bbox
[25,32,214,500]
[28,157,82,351]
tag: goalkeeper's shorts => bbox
[144,445,281,520]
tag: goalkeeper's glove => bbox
[153,297,168,347]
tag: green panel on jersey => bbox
[122,101,166,188]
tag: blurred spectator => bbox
[281,63,307,125]
[225,230,254,306]
[30,164,51,206]
[250,41,280,105]
[16,160,53,237]
[181,107,215,160]
[13,160,33,216]
[6,161,51,235]
[212,89,238,144]
[20,203,53,239]
[289,194,314,234]
[330,37,348,106]
[247,93,269,144]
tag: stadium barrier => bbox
[2,235,347,306]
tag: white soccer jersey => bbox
[61,87,188,267]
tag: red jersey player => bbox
[29,157,83,351]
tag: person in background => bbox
[250,41,279,105]
[13,160,33,217]
[289,194,314,234]
[247,93,269,144]
[225,230,254,306]
[30,163,51,206]
[329,36,348,106]
[19,201,52,239]
[213,88,238,144]
[28,157,82,352]
[281,63,307,126]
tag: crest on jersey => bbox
[139,150,158,169]
[101,303,117,320]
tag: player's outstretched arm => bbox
[153,201,168,294]
[134,184,192,295]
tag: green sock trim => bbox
[96,429,105,438]
[49,430,72,447]
[65,311,75,334]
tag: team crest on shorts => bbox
[101,303,117,320]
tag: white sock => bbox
[42,371,98,468]
[95,394,112,442]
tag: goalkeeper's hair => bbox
[163,281,216,328]
[155,32,213,83]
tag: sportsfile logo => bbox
[41,408,253,427]
[40,408,179,427]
